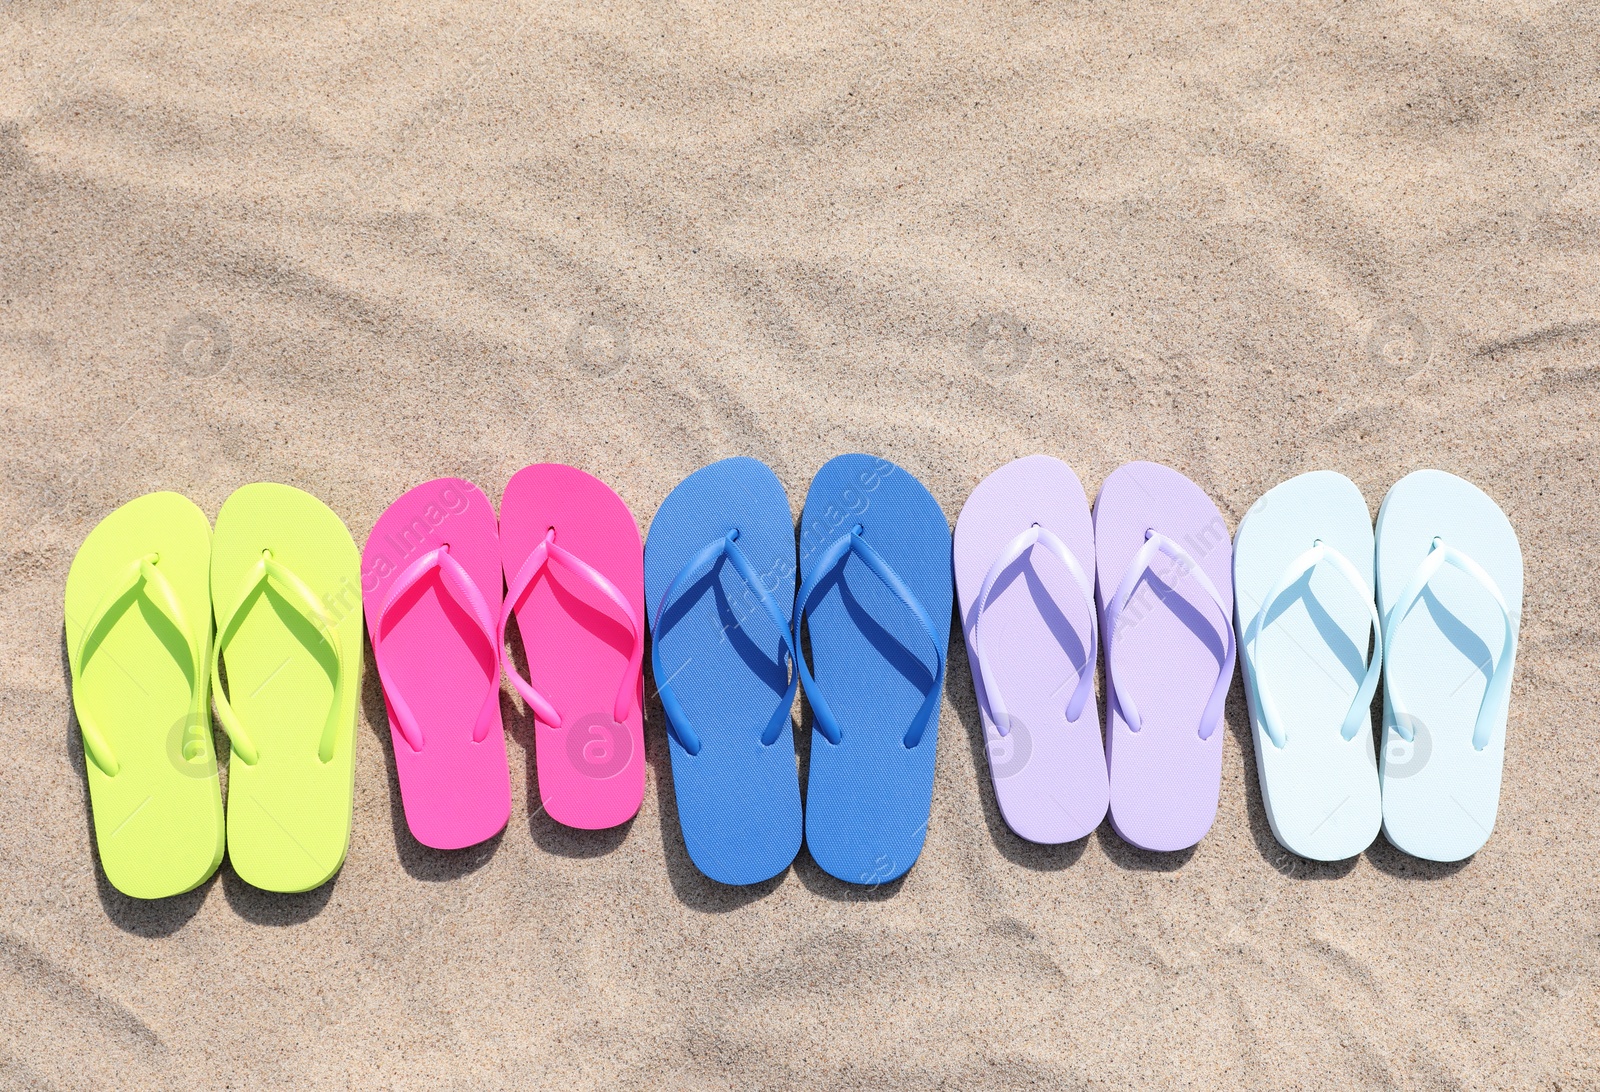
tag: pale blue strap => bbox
[650,530,798,756]
[793,525,946,749]
[1103,530,1236,740]
[1383,537,1517,751]
[1243,540,1382,749]
[968,524,1097,737]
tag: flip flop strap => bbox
[1244,540,1383,749]
[793,525,946,749]
[968,524,1097,737]
[1104,530,1237,741]
[373,545,500,752]
[211,552,348,765]
[1383,537,1517,752]
[72,553,206,777]
[650,530,798,756]
[498,529,643,730]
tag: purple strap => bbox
[1104,530,1236,741]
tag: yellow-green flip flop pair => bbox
[65,484,363,899]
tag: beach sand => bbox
[2,1,1598,1086]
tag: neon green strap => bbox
[211,550,346,765]
[71,553,206,778]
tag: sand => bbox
[3,1,1599,1087]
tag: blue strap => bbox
[1383,536,1517,752]
[1243,540,1383,749]
[793,525,946,749]
[650,530,798,756]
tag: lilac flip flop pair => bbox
[955,457,1235,852]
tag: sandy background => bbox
[3,1,1599,1087]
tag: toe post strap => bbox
[794,526,946,750]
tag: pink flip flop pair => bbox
[362,465,645,850]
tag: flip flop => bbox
[65,493,225,899]
[1234,471,1382,861]
[645,458,802,884]
[954,455,1106,844]
[500,464,646,830]
[796,454,952,885]
[1095,462,1236,853]
[211,483,364,893]
[1376,469,1521,862]
[363,479,509,851]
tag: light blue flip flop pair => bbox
[645,455,951,886]
[1234,470,1521,863]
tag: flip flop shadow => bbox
[360,644,503,883]
[63,631,215,937]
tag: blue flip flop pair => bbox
[1234,469,1521,863]
[645,455,952,886]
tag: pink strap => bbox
[498,529,643,729]
[373,546,500,752]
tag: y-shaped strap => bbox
[211,551,347,765]
[651,530,797,756]
[793,525,946,749]
[968,524,1097,737]
[1243,540,1383,749]
[498,529,643,729]
[1383,536,1517,752]
[71,553,206,777]
[372,546,500,753]
[1103,530,1236,740]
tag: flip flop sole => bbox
[1095,462,1234,853]
[645,458,802,885]
[1377,470,1521,862]
[65,492,224,899]
[214,483,363,893]
[800,455,952,885]
[502,464,645,831]
[954,455,1107,844]
[1234,471,1381,862]
[363,478,509,850]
